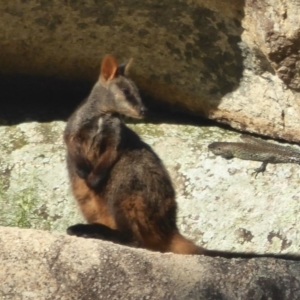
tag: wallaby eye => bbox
[121,88,130,97]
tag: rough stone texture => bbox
[1,1,300,142]
[1,226,300,300]
[245,0,300,91]
[1,121,300,256]
[0,122,81,232]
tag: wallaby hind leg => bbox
[112,196,204,254]
[113,195,171,252]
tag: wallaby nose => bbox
[140,106,147,116]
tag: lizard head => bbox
[208,142,234,159]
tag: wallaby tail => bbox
[168,232,206,255]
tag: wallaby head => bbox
[95,54,146,119]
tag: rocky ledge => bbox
[1,226,300,299]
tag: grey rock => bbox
[1,1,300,141]
[1,226,300,300]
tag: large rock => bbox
[1,121,300,255]
[1,226,300,299]
[1,1,300,141]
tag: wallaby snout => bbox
[127,103,147,119]
[139,106,147,117]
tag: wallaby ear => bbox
[100,55,118,82]
[118,58,133,76]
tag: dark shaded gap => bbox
[0,73,232,128]
[0,74,91,125]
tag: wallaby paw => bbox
[76,168,91,179]
[73,156,93,179]
[75,160,93,179]
[86,171,108,189]
[86,175,102,189]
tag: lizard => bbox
[208,134,300,177]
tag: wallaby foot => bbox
[67,223,139,247]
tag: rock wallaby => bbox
[64,54,206,254]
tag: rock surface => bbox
[1,226,300,300]
[1,1,300,141]
[1,121,300,256]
